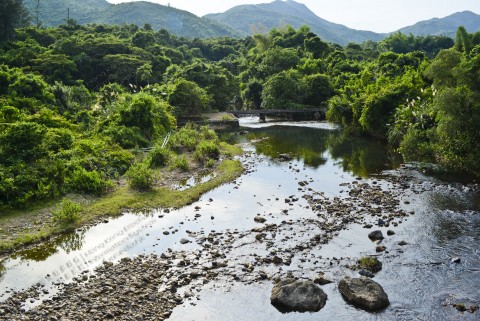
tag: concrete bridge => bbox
[230,108,327,122]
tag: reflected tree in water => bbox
[326,131,401,177]
[11,230,86,262]
[247,126,329,168]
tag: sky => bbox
[106,0,480,33]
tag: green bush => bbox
[169,124,200,152]
[195,140,220,161]
[0,122,47,164]
[72,139,135,178]
[126,161,154,191]
[69,167,112,195]
[169,123,219,152]
[103,125,149,149]
[52,199,81,225]
[171,155,190,171]
[199,125,218,141]
[399,128,435,163]
[206,158,215,168]
[149,146,170,167]
[358,256,382,273]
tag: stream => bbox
[1,118,479,320]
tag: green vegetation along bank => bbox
[1,0,480,251]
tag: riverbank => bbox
[1,150,411,320]
[0,150,244,255]
[1,121,479,321]
[1,158,465,321]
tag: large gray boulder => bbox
[270,279,328,312]
[338,277,389,311]
[368,230,384,241]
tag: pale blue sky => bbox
[107,0,480,33]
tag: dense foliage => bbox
[1,3,480,210]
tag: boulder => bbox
[278,153,293,161]
[338,277,389,311]
[368,230,384,241]
[271,279,328,312]
[254,216,267,223]
[314,273,333,285]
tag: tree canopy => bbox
[1,19,480,209]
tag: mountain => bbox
[205,0,384,45]
[25,0,111,26]
[94,2,245,38]
[23,0,245,38]
[23,0,480,43]
[396,11,480,37]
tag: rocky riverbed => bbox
[0,158,446,320]
[1,122,479,321]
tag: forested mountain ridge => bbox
[205,0,384,45]
[397,11,480,37]
[206,0,480,44]
[23,0,480,43]
[23,0,245,38]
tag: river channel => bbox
[1,118,479,320]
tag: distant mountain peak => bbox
[397,10,480,37]
[205,0,383,44]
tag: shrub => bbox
[169,124,200,152]
[169,124,219,152]
[206,158,215,168]
[0,122,47,164]
[195,140,220,161]
[358,256,382,273]
[171,155,189,171]
[199,125,218,141]
[126,161,154,191]
[221,114,236,121]
[52,199,81,225]
[149,146,170,167]
[69,167,112,195]
[398,128,435,163]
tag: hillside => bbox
[24,0,111,26]
[397,11,480,37]
[95,2,245,38]
[23,0,480,43]
[23,0,245,38]
[205,0,384,45]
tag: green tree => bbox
[0,0,30,42]
[261,70,307,109]
[433,86,480,174]
[168,79,211,116]
[304,36,329,58]
[243,79,263,109]
[455,26,473,55]
[258,47,301,78]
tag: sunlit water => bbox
[1,118,479,321]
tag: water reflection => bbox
[245,125,399,176]
[173,172,217,191]
[326,131,401,177]
[11,230,86,262]
[247,126,329,168]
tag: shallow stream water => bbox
[1,118,479,320]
